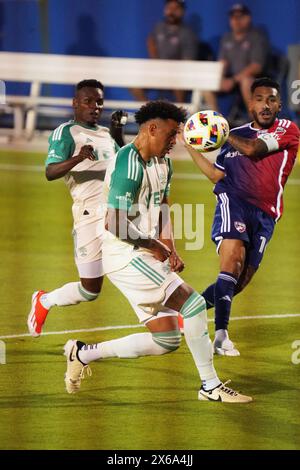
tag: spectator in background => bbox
[132,0,216,108]
[219,4,270,121]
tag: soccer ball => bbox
[183,110,230,152]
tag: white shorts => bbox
[107,252,184,322]
[72,204,105,278]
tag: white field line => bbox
[0,163,44,172]
[0,163,300,185]
[1,313,300,340]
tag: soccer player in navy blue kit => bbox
[183,77,300,355]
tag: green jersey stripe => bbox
[130,259,162,286]
[132,257,165,284]
[127,149,140,181]
[152,337,179,351]
[127,149,132,179]
[183,300,206,318]
[130,261,161,286]
[133,151,139,180]
[78,284,99,301]
[182,296,204,317]
[53,123,65,141]
[134,257,165,283]
[52,122,69,141]
[184,302,206,319]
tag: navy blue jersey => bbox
[214,119,300,220]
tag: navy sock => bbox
[214,271,238,330]
[201,283,215,310]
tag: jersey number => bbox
[259,236,267,254]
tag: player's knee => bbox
[226,252,245,276]
[152,329,182,353]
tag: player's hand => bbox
[77,145,95,161]
[150,239,172,262]
[110,110,128,129]
[169,251,185,273]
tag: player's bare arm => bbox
[46,145,95,181]
[106,207,171,262]
[227,133,269,159]
[177,126,224,183]
[185,142,225,183]
[158,196,184,273]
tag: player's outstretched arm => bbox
[227,133,269,159]
[46,145,95,181]
[177,127,224,183]
[106,207,171,262]
[184,142,225,183]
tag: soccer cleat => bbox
[213,337,240,356]
[198,381,252,403]
[27,290,49,337]
[64,339,92,394]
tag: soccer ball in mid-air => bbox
[183,110,230,152]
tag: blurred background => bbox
[0,0,299,143]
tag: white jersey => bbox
[102,142,172,273]
[46,120,119,208]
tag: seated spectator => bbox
[218,3,271,121]
[131,0,216,108]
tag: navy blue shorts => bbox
[211,192,276,269]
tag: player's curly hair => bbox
[76,79,104,91]
[135,100,187,125]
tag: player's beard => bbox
[252,109,277,129]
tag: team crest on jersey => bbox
[274,127,286,138]
[234,221,246,233]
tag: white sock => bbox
[78,332,168,363]
[40,282,98,309]
[181,292,221,391]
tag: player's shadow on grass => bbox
[0,391,193,409]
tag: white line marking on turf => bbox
[1,164,300,185]
[1,313,299,340]
[0,163,44,172]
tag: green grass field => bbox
[0,149,300,450]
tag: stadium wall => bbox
[0,0,299,101]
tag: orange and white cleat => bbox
[27,290,49,337]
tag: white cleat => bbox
[64,340,92,394]
[198,381,252,403]
[213,338,240,356]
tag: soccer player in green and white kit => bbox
[63,100,252,403]
[27,79,127,337]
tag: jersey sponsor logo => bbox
[116,192,132,202]
[78,247,88,257]
[234,221,246,233]
[48,149,63,160]
[225,150,241,159]
[159,173,167,185]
